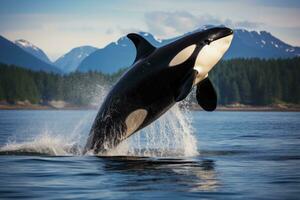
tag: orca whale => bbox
[84,27,234,154]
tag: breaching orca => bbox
[84,27,233,154]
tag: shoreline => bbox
[1,104,299,112]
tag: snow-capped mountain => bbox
[224,30,300,59]
[0,35,61,73]
[15,39,52,64]
[77,29,300,74]
[54,46,97,73]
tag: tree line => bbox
[0,64,126,105]
[0,58,299,106]
[209,58,300,105]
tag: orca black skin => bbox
[84,27,234,154]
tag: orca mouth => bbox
[203,27,233,45]
[219,27,234,38]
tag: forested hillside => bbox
[0,65,126,105]
[0,58,299,106]
[209,58,300,105]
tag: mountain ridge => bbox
[0,35,61,73]
[1,27,299,74]
[54,46,97,73]
[15,39,52,64]
[77,28,300,74]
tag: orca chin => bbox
[84,27,234,154]
[194,33,233,84]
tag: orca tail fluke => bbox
[196,78,217,111]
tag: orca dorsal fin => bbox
[127,33,156,63]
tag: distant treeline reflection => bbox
[0,58,299,106]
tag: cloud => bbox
[233,20,263,29]
[144,11,263,38]
[117,26,144,35]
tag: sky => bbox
[0,0,299,61]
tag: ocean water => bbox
[0,109,299,199]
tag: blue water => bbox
[0,110,299,199]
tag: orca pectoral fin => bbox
[196,78,217,111]
[175,70,197,102]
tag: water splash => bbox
[0,84,198,157]
[0,131,72,156]
[0,84,107,156]
[0,112,95,156]
[89,84,109,108]
[0,131,80,155]
[108,103,199,157]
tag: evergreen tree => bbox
[0,84,4,100]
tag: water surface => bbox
[0,110,299,199]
